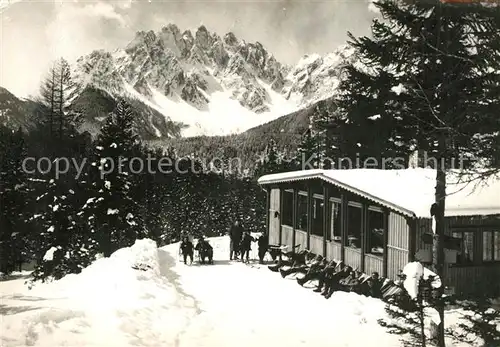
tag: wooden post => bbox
[292,188,297,252]
[279,187,284,246]
[408,217,417,263]
[307,186,313,250]
[361,203,367,272]
[322,182,329,257]
[382,208,389,278]
[265,187,270,234]
[340,193,348,262]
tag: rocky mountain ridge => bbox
[1,24,357,138]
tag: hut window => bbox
[282,190,293,226]
[296,193,308,231]
[347,204,362,248]
[330,200,341,241]
[482,230,500,262]
[367,208,384,256]
[311,196,323,237]
[452,231,474,264]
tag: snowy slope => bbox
[0,237,486,346]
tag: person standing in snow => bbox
[180,236,194,265]
[257,231,269,264]
[229,220,243,260]
[239,231,255,263]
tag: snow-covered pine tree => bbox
[29,127,95,281]
[28,67,93,281]
[334,2,500,345]
[31,172,97,281]
[378,303,426,347]
[83,99,146,257]
[0,126,31,274]
[378,275,440,347]
[445,297,500,346]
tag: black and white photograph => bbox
[1,0,499,346]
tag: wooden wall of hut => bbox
[416,215,500,298]
[282,225,293,250]
[269,188,281,245]
[386,212,411,280]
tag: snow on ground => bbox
[0,237,487,347]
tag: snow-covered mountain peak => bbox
[282,44,357,106]
[46,25,359,137]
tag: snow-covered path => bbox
[1,237,478,346]
[160,236,401,347]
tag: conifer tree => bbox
[254,138,296,176]
[28,122,94,281]
[0,126,31,274]
[445,297,500,346]
[310,100,340,169]
[83,100,146,257]
[39,58,78,140]
[295,116,320,170]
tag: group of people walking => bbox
[229,220,268,263]
[178,220,269,265]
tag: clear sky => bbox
[0,0,377,98]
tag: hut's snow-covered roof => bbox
[257,168,500,218]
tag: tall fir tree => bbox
[83,100,146,257]
[29,125,94,281]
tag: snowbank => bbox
[1,239,197,347]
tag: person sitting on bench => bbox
[297,257,331,286]
[310,260,340,292]
[268,249,309,272]
[280,254,321,278]
[195,236,214,264]
[267,246,282,261]
[322,265,352,298]
[365,272,383,298]
[339,270,362,293]
[381,273,415,311]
